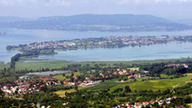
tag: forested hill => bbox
[0,14,191,31]
[37,14,171,26]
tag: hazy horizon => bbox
[0,0,192,20]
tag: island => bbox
[6,35,192,52]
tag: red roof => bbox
[113,72,118,75]
[128,75,134,78]
[73,75,77,79]
[135,103,141,107]
[40,85,45,87]
[101,74,105,78]
[39,78,54,82]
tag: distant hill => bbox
[0,14,191,31]
[37,14,171,26]
[0,16,28,22]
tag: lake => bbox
[1,28,192,63]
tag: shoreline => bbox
[1,57,192,70]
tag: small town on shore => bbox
[6,35,192,52]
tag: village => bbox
[1,62,190,96]
[0,62,191,108]
[6,35,192,52]
[0,67,146,96]
[114,96,191,108]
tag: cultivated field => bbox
[1,57,192,70]
[53,72,82,80]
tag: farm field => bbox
[0,62,9,70]
[55,74,192,97]
[110,74,192,92]
[187,103,192,107]
[81,73,192,92]
[82,78,146,91]
[53,72,82,80]
[1,57,192,70]
[56,73,192,97]
[55,86,90,97]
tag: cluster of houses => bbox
[115,96,185,108]
[1,80,33,95]
[7,35,192,52]
[1,67,147,96]
[166,63,189,68]
[116,68,147,79]
[0,78,60,95]
[63,76,101,86]
[80,77,101,86]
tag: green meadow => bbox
[55,74,192,97]
[109,73,192,92]
[1,57,192,70]
[53,72,82,80]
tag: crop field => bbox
[0,62,9,70]
[53,72,82,80]
[56,74,192,97]
[83,80,135,91]
[1,57,192,70]
[81,74,192,93]
[110,74,192,92]
[55,86,89,97]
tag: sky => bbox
[0,0,192,20]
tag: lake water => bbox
[36,42,192,61]
[1,28,192,63]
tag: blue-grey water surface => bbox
[1,28,192,63]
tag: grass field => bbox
[55,74,192,97]
[160,74,174,78]
[1,57,192,70]
[0,62,10,70]
[110,74,192,92]
[187,103,192,107]
[53,72,82,80]
[83,79,136,91]
[55,86,89,97]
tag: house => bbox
[134,103,142,108]
[143,70,149,73]
[173,96,177,99]
[38,78,54,82]
[125,102,133,108]
[128,75,134,78]
[63,79,69,84]
[73,75,77,79]
[114,72,118,76]
[142,102,149,107]
[119,71,123,75]
[100,74,105,78]
[183,64,188,68]
[122,69,127,73]
[134,73,141,78]
[121,80,125,82]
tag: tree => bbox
[125,86,131,92]
[0,89,4,97]
[63,73,65,76]
[75,85,78,91]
